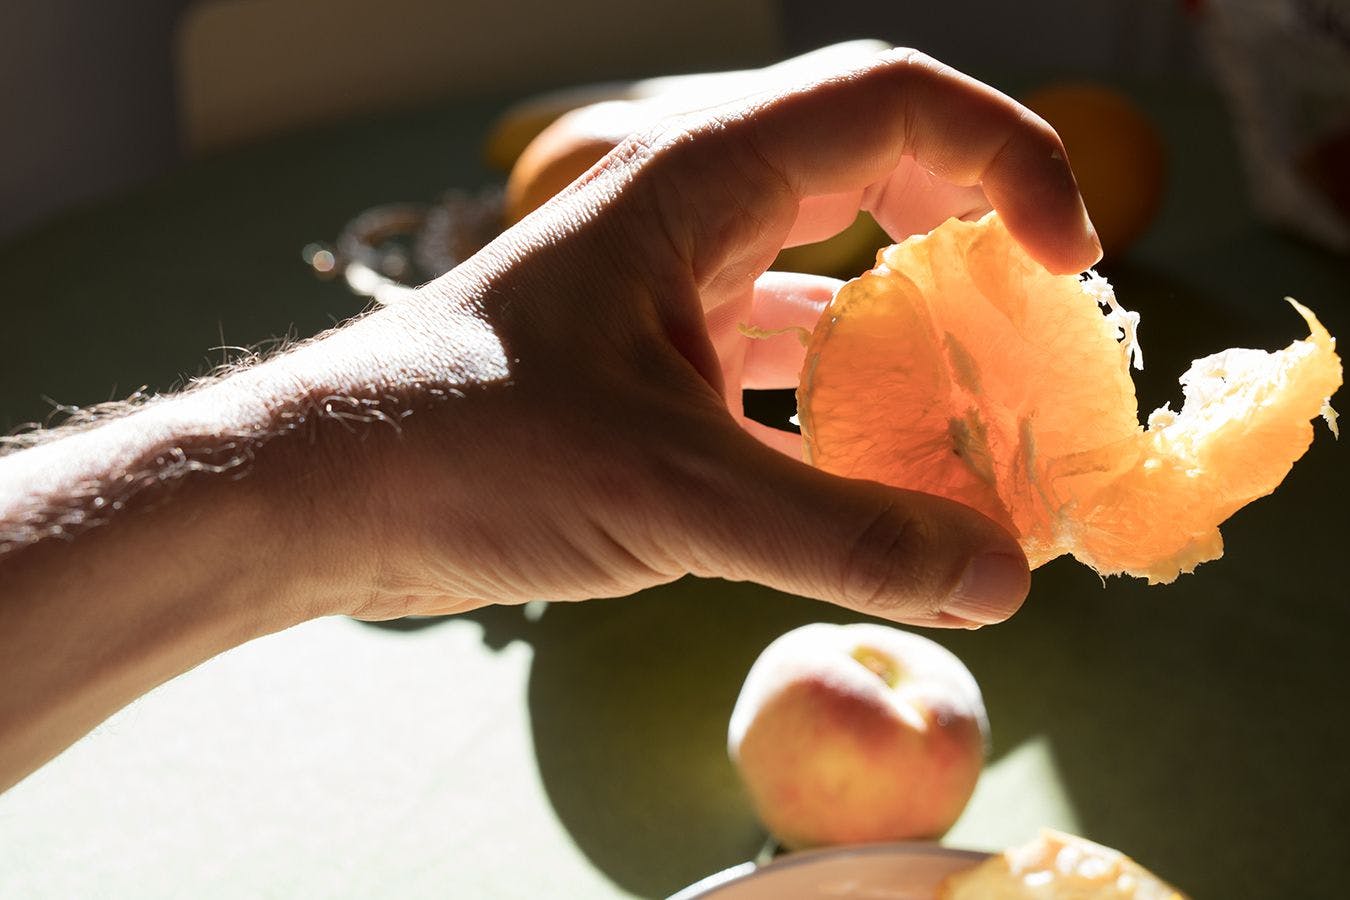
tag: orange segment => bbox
[798,214,1341,583]
[1074,302,1340,579]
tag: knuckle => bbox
[1025,112,1066,153]
[841,502,942,613]
[618,117,796,283]
[606,125,664,173]
[883,46,925,67]
[884,46,943,84]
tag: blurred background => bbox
[5,0,1348,433]
[2,3,1349,898]
[2,0,1198,241]
[3,0,1346,433]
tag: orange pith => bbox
[797,214,1342,583]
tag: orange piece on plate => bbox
[797,214,1341,583]
[940,829,1187,899]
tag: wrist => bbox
[212,295,505,622]
[165,313,402,626]
[181,280,516,623]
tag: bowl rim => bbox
[667,841,992,900]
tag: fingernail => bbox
[946,552,1028,624]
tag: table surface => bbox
[1,81,1347,899]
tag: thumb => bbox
[676,427,1029,627]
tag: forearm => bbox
[0,312,405,792]
[0,462,311,793]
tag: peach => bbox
[728,623,987,849]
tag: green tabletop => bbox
[1,84,1347,899]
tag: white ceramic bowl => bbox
[669,843,990,899]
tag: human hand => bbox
[328,47,1101,626]
[0,47,1098,790]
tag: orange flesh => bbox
[798,214,1342,583]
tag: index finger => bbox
[631,48,1101,277]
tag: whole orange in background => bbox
[1022,83,1168,257]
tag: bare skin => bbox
[0,48,1100,793]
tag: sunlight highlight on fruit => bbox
[797,214,1342,583]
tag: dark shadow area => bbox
[741,388,799,434]
[1096,258,1243,419]
[359,615,456,633]
[465,582,878,897]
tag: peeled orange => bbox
[941,829,1187,899]
[797,214,1341,583]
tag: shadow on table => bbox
[367,261,1349,898]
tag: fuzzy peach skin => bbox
[728,623,988,848]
